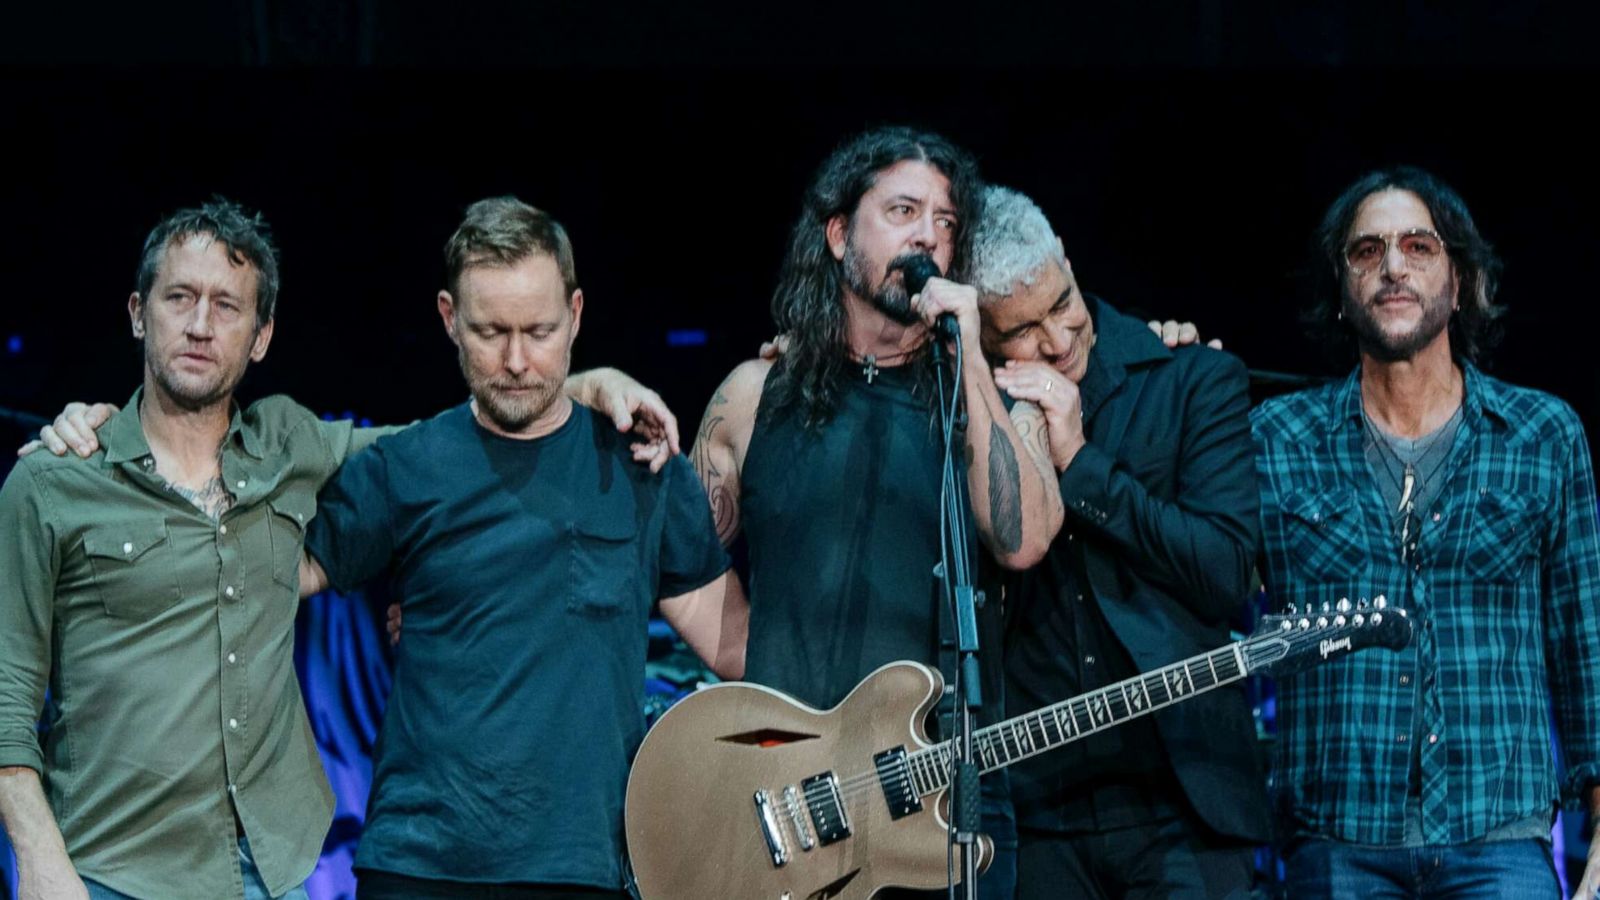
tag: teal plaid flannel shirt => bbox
[1252,363,1600,845]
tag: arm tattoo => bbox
[709,485,738,546]
[691,376,739,546]
[986,419,1023,554]
[688,383,729,482]
[1012,404,1054,473]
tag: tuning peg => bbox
[1321,601,1331,613]
[1374,595,1388,610]
[1334,615,1346,627]
[1316,616,1328,628]
[1286,603,1298,615]
[1371,612,1383,625]
[1357,597,1370,610]
[1336,598,1352,613]
[1353,614,1365,627]
[1280,619,1294,631]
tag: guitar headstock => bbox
[1243,595,1414,679]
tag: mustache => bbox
[884,252,937,281]
[1373,286,1419,303]
[487,377,555,391]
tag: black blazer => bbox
[1006,296,1271,843]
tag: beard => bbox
[458,343,566,434]
[842,236,927,327]
[1343,275,1457,363]
[145,340,247,412]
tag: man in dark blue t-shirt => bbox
[300,197,742,899]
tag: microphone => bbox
[898,255,960,341]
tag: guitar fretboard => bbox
[906,643,1248,794]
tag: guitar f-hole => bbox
[717,728,821,747]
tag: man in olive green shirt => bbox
[1,200,687,900]
[0,200,381,900]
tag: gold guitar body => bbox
[625,661,992,900]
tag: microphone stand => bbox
[930,322,983,900]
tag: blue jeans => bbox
[1284,837,1561,899]
[83,836,310,900]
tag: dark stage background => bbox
[3,2,1599,897]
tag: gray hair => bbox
[969,185,1065,300]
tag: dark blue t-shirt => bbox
[304,402,729,888]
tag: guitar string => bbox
[801,650,1257,808]
[822,646,1258,802]
[786,631,1331,812]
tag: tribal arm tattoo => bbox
[690,374,742,547]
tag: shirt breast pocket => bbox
[82,522,182,619]
[568,516,643,620]
[267,496,313,592]
[1281,488,1368,583]
[1463,489,1541,584]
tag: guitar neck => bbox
[908,642,1249,793]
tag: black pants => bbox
[1016,819,1255,900]
[356,870,629,900]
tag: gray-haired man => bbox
[971,186,1270,899]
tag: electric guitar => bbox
[625,597,1412,900]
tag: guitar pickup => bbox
[873,746,924,820]
[800,771,851,845]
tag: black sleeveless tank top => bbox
[741,358,1005,727]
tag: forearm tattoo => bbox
[986,420,1023,554]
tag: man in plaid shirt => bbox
[1253,167,1600,897]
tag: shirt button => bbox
[1399,675,1411,685]
[1428,734,1439,744]
[236,479,246,489]
[1076,593,1085,603]
[122,541,133,554]
[228,783,237,794]
[1085,655,1096,666]
[1397,733,1409,742]
[228,718,238,730]
[224,586,235,598]
[219,524,228,535]
[227,652,237,665]
[1431,512,1441,522]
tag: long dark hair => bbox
[1305,166,1504,366]
[766,126,982,427]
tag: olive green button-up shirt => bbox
[0,389,384,900]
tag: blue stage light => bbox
[6,335,20,354]
[666,329,708,347]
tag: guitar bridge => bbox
[800,771,851,846]
[782,785,815,851]
[753,789,788,868]
[873,747,924,820]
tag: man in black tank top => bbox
[974,186,1269,899]
[688,127,1065,899]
